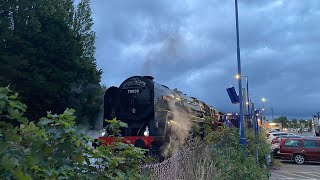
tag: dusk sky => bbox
[90,0,320,119]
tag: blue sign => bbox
[226,87,239,104]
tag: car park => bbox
[279,137,320,164]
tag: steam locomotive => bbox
[97,76,223,154]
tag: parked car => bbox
[279,137,320,164]
[271,135,303,158]
[266,128,280,133]
[267,132,288,143]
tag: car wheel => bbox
[293,154,305,164]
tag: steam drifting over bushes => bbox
[161,100,193,157]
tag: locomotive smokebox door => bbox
[118,76,154,122]
[104,86,120,127]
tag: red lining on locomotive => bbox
[98,136,155,149]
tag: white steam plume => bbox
[161,100,193,157]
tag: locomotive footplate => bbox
[98,136,165,150]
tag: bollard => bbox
[265,154,271,166]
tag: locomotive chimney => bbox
[143,76,154,81]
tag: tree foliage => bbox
[0,86,145,179]
[272,117,312,129]
[291,118,312,129]
[272,116,289,128]
[0,0,102,128]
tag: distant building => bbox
[265,122,282,130]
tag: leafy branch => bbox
[0,86,146,179]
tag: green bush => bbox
[0,86,145,179]
[205,126,271,180]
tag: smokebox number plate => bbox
[127,89,140,94]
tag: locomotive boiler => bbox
[98,76,222,154]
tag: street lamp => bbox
[234,0,246,151]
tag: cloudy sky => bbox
[90,0,320,119]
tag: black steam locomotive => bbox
[98,76,223,154]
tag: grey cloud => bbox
[91,0,320,119]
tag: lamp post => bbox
[236,75,251,128]
[261,97,266,127]
[234,0,246,150]
[243,76,250,115]
[236,75,250,116]
[254,109,260,164]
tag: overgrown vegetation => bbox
[0,0,103,128]
[0,86,145,179]
[204,126,271,180]
[143,120,272,179]
[141,118,271,180]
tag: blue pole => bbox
[234,0,246,150]
[254,110,259,136]
[254,110,259,164]
[259,111,262,133]
[243,76,250,128]
[246,77,250,116]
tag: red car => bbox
[271,135,303,158]
[279,137,320,164]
